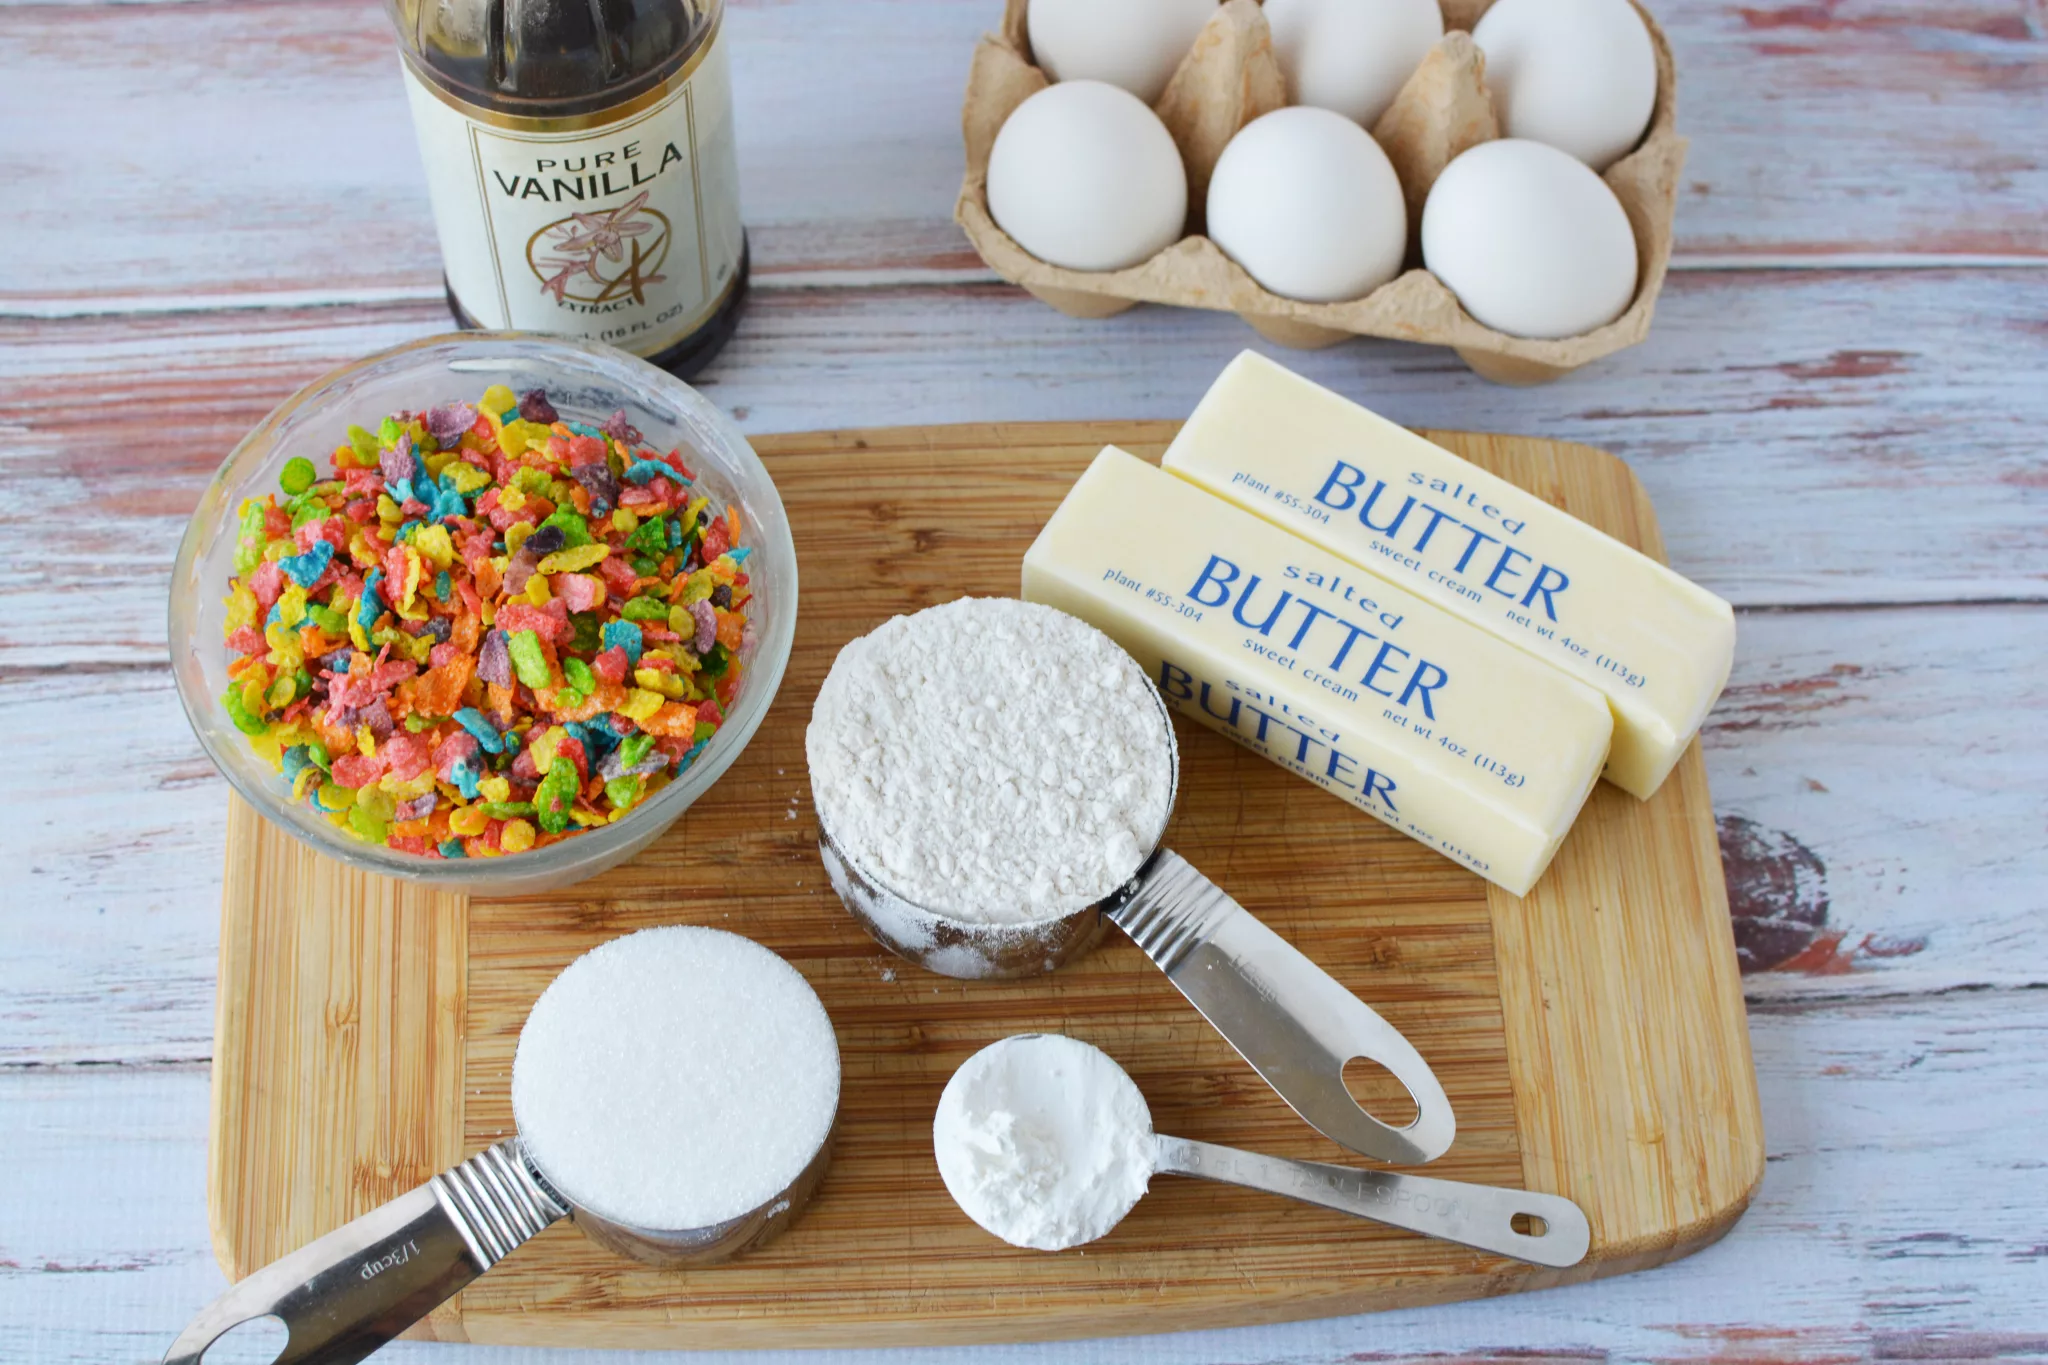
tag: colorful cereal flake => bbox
[219,385,752,858]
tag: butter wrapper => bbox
[1164,352,1735,799]
[1023,446,1612,896]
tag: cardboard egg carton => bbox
[955,0,1686,384]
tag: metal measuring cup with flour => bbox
[807,597,1456,1168]
[163,928,839,1365]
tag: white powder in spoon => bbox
[933,1033,1156,1251]
[806,597,1176,925]
[511,926,840,1231]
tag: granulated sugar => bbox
[933,1034,1155,1250]
[511,926,840,1231]
[806,598,1176,925]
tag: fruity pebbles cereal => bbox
[220,384,753,858]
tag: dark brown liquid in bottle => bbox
[389,0,747,378]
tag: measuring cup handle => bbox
[1109,850,1456,1165]
[1154,1135,1592,1269]
[162,1141,566,1365]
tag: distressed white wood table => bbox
[2,0,2043,1361]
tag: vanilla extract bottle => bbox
[388,0,748,377]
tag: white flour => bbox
[806,597,1176,925]
[933,1033,1155,1251]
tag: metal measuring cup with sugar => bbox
[164,927,840,1365]
[819,680,1458,1168]
[162,1132,836,1365]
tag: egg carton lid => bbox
[955,0,1687,385]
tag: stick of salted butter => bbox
[1162,351,1736,800]
[1023,447,1612,897]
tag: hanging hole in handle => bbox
[1341,1055,1421,1129]
[1510,1212,1549,1238]
[194,1314,288,1364]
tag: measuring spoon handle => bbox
[1154,1134,1591,1268]
[1109,850,1456,1165]
[162,1141,566,1365]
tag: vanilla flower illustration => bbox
[536,255,597,302]
[552,191,657,261]
[534,192,668,303]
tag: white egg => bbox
[988,81,1189,273]
[1027,0,1219,104]
[1262,0,1445,127]
[1206,106,1406,303]
[1421,138,1638,339]
[1473,0,1657,170]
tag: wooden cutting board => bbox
[209,421,1762,1351]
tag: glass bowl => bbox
[169,332,797,896]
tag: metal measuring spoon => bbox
[821,685,1458,1167]
[935,1035,1590,1268]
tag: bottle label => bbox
[401,21,743,358]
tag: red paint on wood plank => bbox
[1718,813,1929,978]
[1738,0,2040,39]
[1774,350,1914,381]
[1712,664,1874,733]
